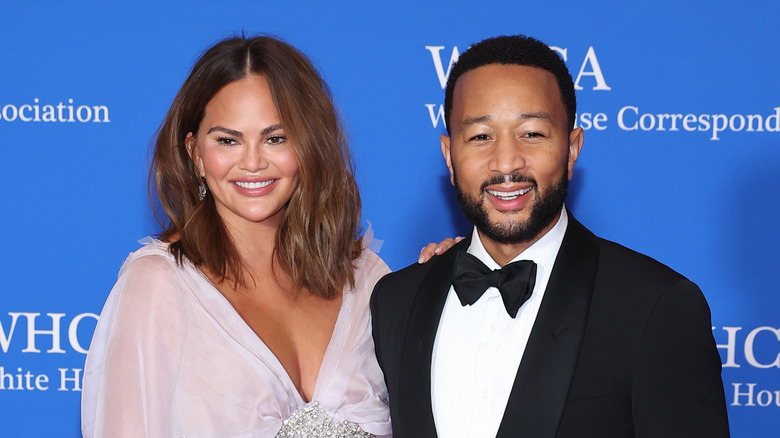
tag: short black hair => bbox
[444,35,576,133]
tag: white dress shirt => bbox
[431,208,569,438]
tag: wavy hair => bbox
[150,35,362,298]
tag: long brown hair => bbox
[150,35,362,299]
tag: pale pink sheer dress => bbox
[81,238,392,437]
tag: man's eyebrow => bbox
[518,111,553,122]
[461,112,553,127]
[462,115,492,127]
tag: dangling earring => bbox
[198,179,207,201]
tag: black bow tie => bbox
[452,251,537,318]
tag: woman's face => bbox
[188,75,299,231]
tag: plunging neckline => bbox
[195,264,349,405]
[86,238,393,436]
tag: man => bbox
[370,35,729,437]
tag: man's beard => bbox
[454,168,568,244]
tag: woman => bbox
[81,35,452,437]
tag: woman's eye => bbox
[217,137,238,146]
[267,135,287,145]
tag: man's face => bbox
[441,64,583,246]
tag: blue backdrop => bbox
[1,1,777,436]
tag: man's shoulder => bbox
[596,235,689,284]
[567,216,689,283]
[378,258,435,288]
[372,254,446,311]
[382,236,467,285]
[583,235,704,315]
[371,238,465,316]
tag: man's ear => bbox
[566,127,584,181]
[441,134,455,185]
[185,132,204,177]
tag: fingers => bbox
[418,236,465,264]
[418,242,439,264]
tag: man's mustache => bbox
[479,173,537,193]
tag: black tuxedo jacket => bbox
[370,217,729,437]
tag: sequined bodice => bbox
[276,402,376,438]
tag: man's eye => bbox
[523,132,543,138]
[469,134,490,141]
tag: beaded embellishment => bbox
[276,401,375,438]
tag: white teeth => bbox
[486,187,532,200]
[236,180,274,189]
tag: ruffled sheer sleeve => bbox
[82,246,189,437]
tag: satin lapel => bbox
[396,236,471,437]
[496,217,599,438]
